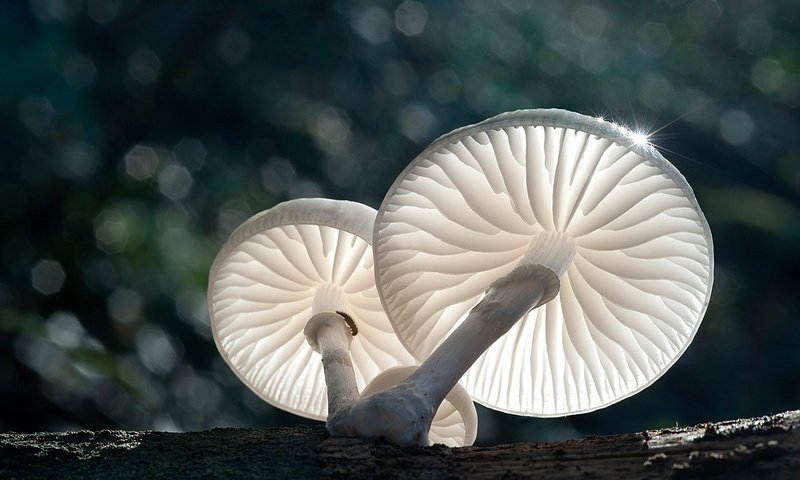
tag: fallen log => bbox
[1,410,797,479]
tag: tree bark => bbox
[1,410,797,479]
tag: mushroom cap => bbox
[209,198,415,420]
[374,109,714,416]
[359,366,478,447]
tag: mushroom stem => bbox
[303,312,359,417]
[403,264,560,417]
[517,232,575,277]
[332,264,559,446]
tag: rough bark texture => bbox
[1,410,797,479]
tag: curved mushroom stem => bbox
[403,264,560,413]
[303,312,359,418]
[331,264,559,446]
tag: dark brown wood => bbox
[2,410,798,479]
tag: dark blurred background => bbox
[1,0,798,446]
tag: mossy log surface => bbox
[1,410,798,479]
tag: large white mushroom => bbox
[207,198,478,445]
[336,108,712,442]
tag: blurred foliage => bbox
[0,0,798,446]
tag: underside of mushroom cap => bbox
[360,366,478,447]
[374,109,714,416]
[209,198,415,420]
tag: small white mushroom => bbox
[208,198,417,420]
[368,108,713,422]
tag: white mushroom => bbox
[370,108,713,420]
[208,198,418,420]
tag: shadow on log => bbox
[1,410,797,479]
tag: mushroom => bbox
[208,198,418,421]
[209,197,480,446]
[370,108,713,419]
[359,366,478,447]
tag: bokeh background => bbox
[1,0,798,446]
